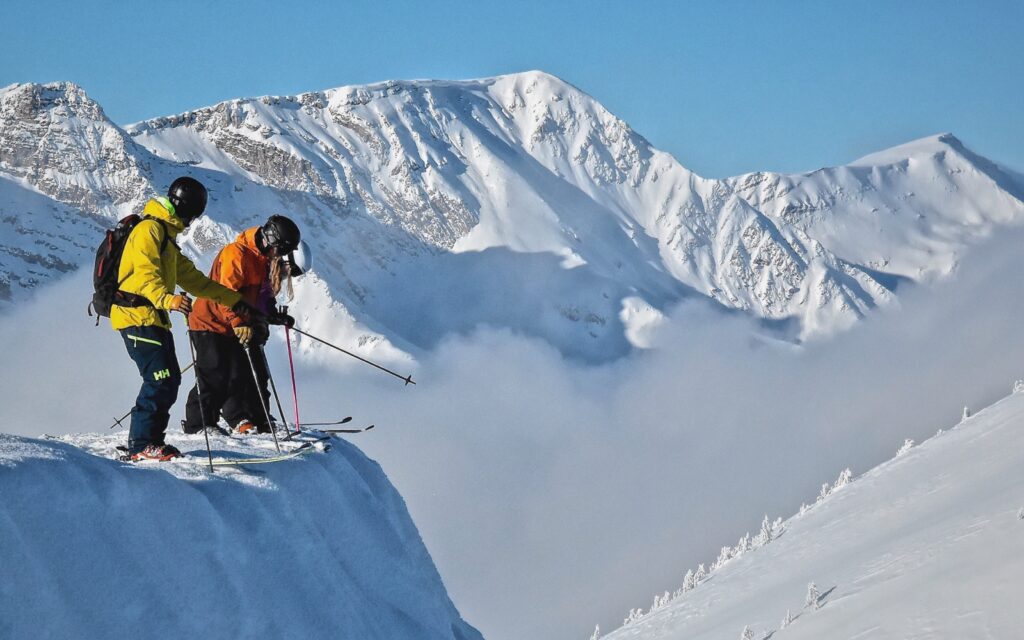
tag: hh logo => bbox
[153,368,171,381]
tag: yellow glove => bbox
[169,294,193,315]
[234,326,254,346]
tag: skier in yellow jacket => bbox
[114,177,245,461]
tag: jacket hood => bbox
[236,227,262,254]
[143,198,185,233]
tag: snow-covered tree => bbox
[833,468,853,491]
[737,532,752,553]
[589,624,601,640]
[650,591,670,612]
[781,609,795,628]
[817,482,831,502]
[754,514,774,547]
[623,608,643,626]
[805,582,821,610]
[897,439,914,456]
[695,563,708,583]
[1014,379,1024,394]
[740,625,755,640]
[713,545,734,570]
[683,569,696,592]
[962,406,971,421]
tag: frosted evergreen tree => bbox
[683,569,697,591]
[805,582,821,610]
[695,563,708,583]
[650,591,670,611]
[714,545,734,570]
[833,468,853,491]
[740,625,755,640]
[897,439,914,456]
[738,532,752,553]
[781,609,795,628]
[817,482,831,502]
[962,406,971,421]
[1014,380,1024,394]
[755,514,774,547]
[589,624,601,640]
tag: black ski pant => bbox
[120,326,181,454]
[222,343,272,431]
[183,331,268,433]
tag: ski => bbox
[114,440,328,466]
[201,441,327,466]
[294,417,353,427]
[322,424,375,434]
[280,417,354,441]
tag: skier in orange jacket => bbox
[183,215,300,434]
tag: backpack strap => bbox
[138,217,172,256]
[113,217,174,310]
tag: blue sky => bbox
[2,0,1021,177]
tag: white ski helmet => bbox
[287,240,313,276]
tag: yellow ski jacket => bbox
[110,198,242,331]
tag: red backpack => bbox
[88,214,168,322]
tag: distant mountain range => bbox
[2,72,1022,360]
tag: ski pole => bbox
[109,361,196,429]
[290,326,416,385]
[185,329,215,473]
[285,323,302,435]
[244,345,282,453]
[258,345,292,439]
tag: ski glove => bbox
[234,326,254,346]
[252,321,270,346]
[267,311,295,328]
[230,299,263,319]
[169,294,193,315]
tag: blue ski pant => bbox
[120,326,182,453]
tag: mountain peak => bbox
[849,132,966,167]
[0,81,107,123]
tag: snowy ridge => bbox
[0,430,482,639]
[3,75,1023,360]
[598,387,1024,640]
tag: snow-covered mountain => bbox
[597,390,1024,640]
[3,73,1023,360]
[0,431,483,639]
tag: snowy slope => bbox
[0,430,482,640]
[3,75,1023,360]
[599,390,1024,640]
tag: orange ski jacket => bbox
[188,227,270,335]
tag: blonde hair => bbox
[269,257,294,301]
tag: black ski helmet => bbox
[167,177,208,225]
[260,215,301,254]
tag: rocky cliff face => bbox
[2,74,1022,358]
